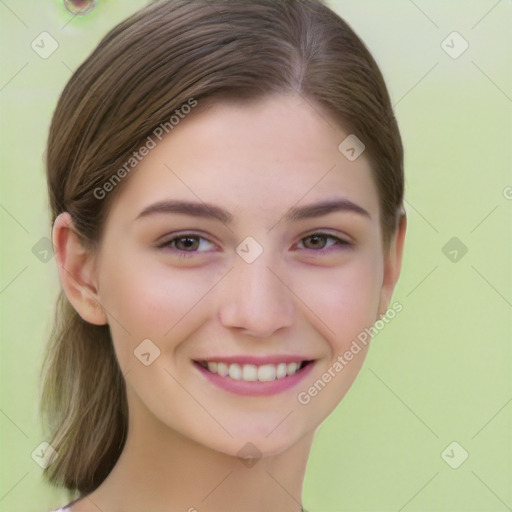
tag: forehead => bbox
[106,94,380,226]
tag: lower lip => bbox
[194,361,315,397]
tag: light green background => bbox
[0,1,511,511]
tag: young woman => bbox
[41,1,406,510]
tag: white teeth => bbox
[258,364,276,382]
[216,362,228,377]
[203,361,306,382]
[228,363,242,380]
[242,364,258,382]
[276,363,287,379]
[287,362,299,375]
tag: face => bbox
[89,93,401,458]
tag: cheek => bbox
[97,253,218,361]
[293,252,383,353]
[292,254,383,414]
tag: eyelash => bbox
[158,231,351,259]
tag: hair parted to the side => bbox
[40,0,404,497]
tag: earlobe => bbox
[377,214,407,318]
[52,212,108,326]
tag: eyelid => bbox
[156,231,217,250]
[295,231,352,251]
[301,228,353,243]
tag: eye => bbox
[297,232,351,252]
[157,230,351,259]
[158,233,216,258]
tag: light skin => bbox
[53,93,406,512]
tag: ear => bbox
[377,213,407,319]
[52,212,108,325]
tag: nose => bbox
[217,252,295,338]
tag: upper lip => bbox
[194,356,315,365]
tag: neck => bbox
[77,400,314,512]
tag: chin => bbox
[198,420,312,461]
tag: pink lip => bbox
[193,360,315,397]
[194,355,312,365]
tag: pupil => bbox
[180,237,196,250]
[309,235,323,248]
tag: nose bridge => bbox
[217,244,295,337]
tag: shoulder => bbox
[47,503,77,512]
[47,495,84,512]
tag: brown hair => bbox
[40,0,404,497]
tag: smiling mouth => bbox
[196,360,313,382]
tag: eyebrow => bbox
[135,198,371,224]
